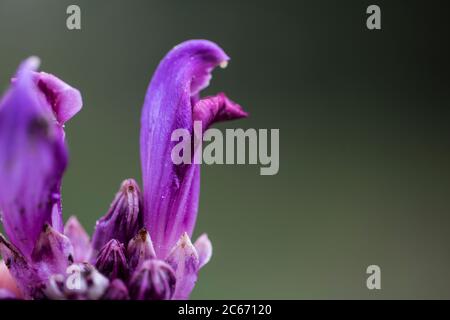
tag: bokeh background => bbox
[1,0,450,299]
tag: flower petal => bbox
[92,179,142,255]
[64,216,92,263]
[0,57,82,257]
[127,228,156,273]
[194,234,212,269]
[32,71,82,126]
[193,93,247,129]
[31,224,74,279]
[140,40,246,259]
[166,232,199,299]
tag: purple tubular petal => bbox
[140,40,247,259]
[0,57,82,257]
[166,232,199,300]
[194,234,212,269]
[0,233,41,299]
[95,239,128,280]
[127,228,156,273]
[92,179,142,254]
[64,216,92,263]
[128,259,176,300]
[31,224,74,279]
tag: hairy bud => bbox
[128,260,176,300]
[95,239,128,280]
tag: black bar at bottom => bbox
[0,300,446,318]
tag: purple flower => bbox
[0,40,247,300]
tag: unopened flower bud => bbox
[92,179,142,253]
[127,228,156,272]
[102,279,129,300]
[95,239,128,280]
[128,260,176,300]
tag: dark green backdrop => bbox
[1,0,449,299]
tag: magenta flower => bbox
[0,40,247,300]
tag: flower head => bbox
[0,40,247,299]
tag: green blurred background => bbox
[1,0,450,299]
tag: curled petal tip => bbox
[193,92,248,128]
[219,60,228,69]
[33,72,83,125]
[0,58,82,256]
[194,234,213,269]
